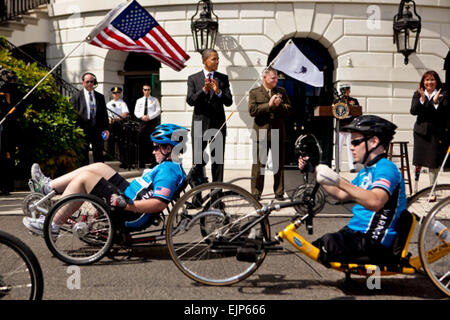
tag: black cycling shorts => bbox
[90,173,129,203]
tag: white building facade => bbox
[5,0,450,171]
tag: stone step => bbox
[0,20,26,31]
[0,26,13,36]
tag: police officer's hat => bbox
[111,86,122,93]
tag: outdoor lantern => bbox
[393,0,421,65]
[191,0,219,54]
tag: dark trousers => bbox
[81,126,104,165]
[312,226,392,266]
[192,130,225,183]
[251,130,285,197]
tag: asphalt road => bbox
[0,213,446,303]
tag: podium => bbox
[314,105,362,173]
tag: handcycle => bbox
[164,136,449,297]
[165,179,449,296]
[38,166,252,265]
[0,229,44,300]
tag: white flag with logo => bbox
[271,40,323,87]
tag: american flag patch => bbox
[154,186,171,197]
[373,178,391,189]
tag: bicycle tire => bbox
[0,230,44,300]
[44,194,115,265]
[418,196,450,297]
[407,184,450,218]
[166,182,270,286]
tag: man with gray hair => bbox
[186,49,233,194]
[249,67,292,201]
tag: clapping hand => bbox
[433,88,442,104]
[269,93,282,107]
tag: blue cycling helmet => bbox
[150,123,189,146]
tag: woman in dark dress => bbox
[410,70,449,190]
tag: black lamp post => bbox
[393,0,421,65]
[191,0,219,54]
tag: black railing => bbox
[2,39,79,97]
[0,0,50,23]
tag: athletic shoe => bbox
[31,163,52,194]
[22,216,59,240]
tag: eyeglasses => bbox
[350,137,368,147]
[153,145,162,151]
[84,80,95,84]
[143,88,151,91]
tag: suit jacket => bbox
[248,85,292,136]
[186,71,233,136]
[71,89,109,133]
[410,90,448,139]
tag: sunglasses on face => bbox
[143,88,151,91]
[84,80,95,84]
[350,137,368,147]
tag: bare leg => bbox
[53,168,116,226]
[50,163,116,193]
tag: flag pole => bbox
[0,38,88,127]
[209,39,294,143]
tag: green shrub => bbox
[0,37,85,179]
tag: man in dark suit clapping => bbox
[187,49,233,185]
[71,72,109,165]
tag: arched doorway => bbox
[121,52,161,117]
[268,38,334,167]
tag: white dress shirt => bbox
[421,89,439,109]
[83,88,96,120]
[134,96,161,120]
[106,99,129,119]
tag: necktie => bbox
[207,73,213,97]
[144,98,148,116]
[89,91,96,126]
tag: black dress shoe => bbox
[275,194,285,201]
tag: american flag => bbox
[88,0,190,71]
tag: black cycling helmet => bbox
[342,115,397,147]
[342,115,397,165]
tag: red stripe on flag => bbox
[155,26,190,61]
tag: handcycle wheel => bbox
[166,182,270,286]
[22,192,52,218]
[418,196,450,297]
[290,183,326,214]
[0,230,44,300]
[407,184,450,218]
[44,194,115,265]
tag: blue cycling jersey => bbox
[347,157,407,248]
[124,161,186,203]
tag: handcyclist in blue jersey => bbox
[298,115,407,266]
[23,124,188,236]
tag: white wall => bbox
[45,1,450,169]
